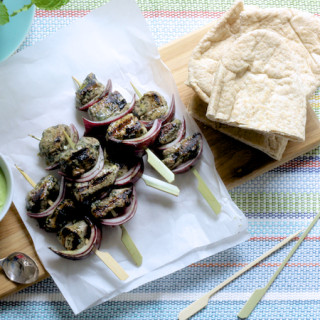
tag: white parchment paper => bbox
[0,0,249,314]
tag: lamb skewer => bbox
[61,132,143,266]
[16,165,129,280]
[132,84,221,215]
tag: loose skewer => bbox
[131,83,220,215]
[15,165,129,281]
[178,229,303,320]
[238,211,320,319]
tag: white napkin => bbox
[0,0,249,314]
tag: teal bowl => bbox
[0,154,14,222]
[0,0,35,63]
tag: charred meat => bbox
[91,187,133,219]
[72,162,119,202]
[59,137,100,178]
[156,119,182,145]
[162,133,202,170]
[106,113,147,140]
[115,162,129,178]
[133,91,168,121]
[26,175,60,213]
[39,124,73,166]
[88,91,127,121]
[75,73,105,108]
[58,220,90,251]
[44,199,76,232]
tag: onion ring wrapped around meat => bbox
[26,175,66,218]
[114,158,144,186]
[91,185,137,226]
[133,93,175,129]
[58,137,104,182]
[161,133,203,173]
[49,217,101,260]
[39,124,79,169]
[83,95,136,135]
[71,161,120,202]
[106,114,162,155]
[42,199,77,232]
[76,73,111,111]
[156,118,186,150]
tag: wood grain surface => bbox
[1,20,320,299]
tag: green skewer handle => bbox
[120,225,143,266]
[192,168,221,215]
[111,210,143,266]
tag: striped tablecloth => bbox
[1,0,320,319]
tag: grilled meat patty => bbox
[91,187,133,219]
[39,124,73,166]
[58,220,90,251]
[157,119,182,145]
[88,91,127,121]
[133,91,168,121]
[106,113,147,140]
[75,73,105,108]
[59,137,100,178]
[162,133,202,170]
[44,199,76,232]
[72,162,119,202]
[26,175,59,213]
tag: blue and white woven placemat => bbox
[1,0,320,319]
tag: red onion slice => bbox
[59,146,105,183]
[157,117,186,151]
[114,159,144,186]
[83,95,136,134]
[94,223,102,250]
[78,80,112,111]
[172,134,204,174]
[108,118,162,151]
[49,217,99,260]
[99,186,137,226]
[140,94,176,129]
[45,162,60,171]
[27,177,66,218]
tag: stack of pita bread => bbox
[187,0,320,160]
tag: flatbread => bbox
[187,94,288,160]
[187,1,320,147]
[187,0,244,103]
[239,7,320,96]
[206,29,307,141]
[188,2,320,104]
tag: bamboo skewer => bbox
[238,211,320,319]
[178,229,303,320]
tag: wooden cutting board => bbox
[1,20,320,299]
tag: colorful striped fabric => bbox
[2,0,320,319]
